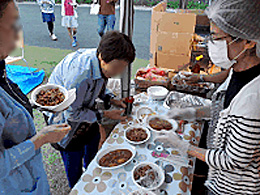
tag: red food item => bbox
[136,68,167,81]
[158,70,166,76]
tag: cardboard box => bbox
[174,9,210,26]
[150,31,193,56]
[156,52,191,70]
[152,12,197,33]
[150,2,197,70]
[156,32,193,55]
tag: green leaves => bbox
[186,0,209,9]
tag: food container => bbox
[163,91,210,109]
[147,86,168,100]
[96,145,136,170]
[132,162,165,191]
[31,84,76,112]
[147,115,178,133]
[124,126,151,145]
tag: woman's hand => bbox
[182,73,200,84]
[30,124,71,150]
[110,98,127,108]
[104,110,127,121]
[156,131,190,155]
[167,107,197,121]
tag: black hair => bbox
[0,0,13,18]
[230,35,256,56]
[97,31,136,64]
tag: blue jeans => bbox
[60,131,100,188]
[98,14,116,37]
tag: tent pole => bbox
[119,0,134,98]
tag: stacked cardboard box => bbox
[150,2,210,71]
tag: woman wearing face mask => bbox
[160,1,260,194]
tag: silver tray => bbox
[163,91,207,109]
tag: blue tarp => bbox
[6,65,45,95]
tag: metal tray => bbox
[163,91,207,109]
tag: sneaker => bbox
[72,41,77,47]
[73,36,77,43]
[51,34,58,41]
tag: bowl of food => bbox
[136,107,155,124]
[128,190,156,195]
[124,126,151,145]
[147,86,168,100]
[132,162,165,191]
[96,145,136,170]
[31,84,68,109]
[147,115,178,133]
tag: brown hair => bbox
[0,0,13,18]
[97,31,136,64]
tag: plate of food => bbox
[31,84,76,112]
[124,126,151,145]
[96,145,136,170]
[147,115,178,133]
[132,162,165,191]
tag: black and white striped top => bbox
[205,70,260,195]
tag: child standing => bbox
[37,0,58,41]
[98,0,118,37]
[61,0,79,47]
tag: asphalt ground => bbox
[18,3,151,60]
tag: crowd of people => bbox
[1,0,260,195]
[37,0,117,47]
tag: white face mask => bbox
[208,38,245,69]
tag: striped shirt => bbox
[205,69,260,195]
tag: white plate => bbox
[147,86,168,100]
[132,162,165,191]
[31,84,68,110]
[96,145,136,170]
[147,115,178,133]
[124,126,151,145]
